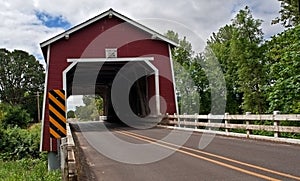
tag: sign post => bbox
[48,89,66,170]
[49,89,66,138]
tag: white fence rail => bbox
[162,111,300,144]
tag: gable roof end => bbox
[40,8,178,48]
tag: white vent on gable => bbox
[105,48,118,58]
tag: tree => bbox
[231,6,267,113]
[0,49,45,121]
[75,95,103,121]
[166,30,210,114]
[67,110,75,118]
[94,96,104,115]
[0,103,31,128]
[272,0,300,27]
[207,6,267,114]
[264,25,300,113]
[207,25,242,114]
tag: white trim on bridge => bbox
[67,57,154,63]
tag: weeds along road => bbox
[71,121,300,181]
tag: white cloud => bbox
[67,95,84,111]
[0,0,284,62]
[0,1,65,61]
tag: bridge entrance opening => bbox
[63,59,159,123]
[67,95,104,121]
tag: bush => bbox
[0,124,41,160]
[0,104,31,128]
[67,110,75,118]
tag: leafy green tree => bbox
[166,30,195,114]
[0,103,31,128]
[272,0,300,27]
[67,110,75,118]
[95,96,104,115]
[207,25,242,114]
[230,6,267,113]
[0,104,5,121]
[166,6,299,115]
[190,54,211,114]
[75,95,103,120]
[264,25,300,113]
[165,30,193,65]
[166,30,210,114]
[202,47,227,115]
[0,49,45,121]
[207,7,267,114]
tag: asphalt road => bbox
[71,121,300,181]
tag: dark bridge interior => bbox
[66,61,153,122]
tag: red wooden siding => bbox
[41,15,176,151]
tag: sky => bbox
[1,0,284,62]
[0,0,285,110]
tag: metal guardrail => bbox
[60,123,77,181]
[162,111,300,144]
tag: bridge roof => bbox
[40,8,178,48]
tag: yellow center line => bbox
[121,130,300,180]
[116,130,280,181]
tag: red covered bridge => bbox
[40,8,178,154]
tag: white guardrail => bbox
[161,111,300,144]
[60,123,77,181]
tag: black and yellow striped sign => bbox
[48,89,66,139]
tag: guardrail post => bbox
[183,113,187,128]
[208,113,212,131]
[60,137,68,181]
[164,113,169,125]
[273,111,280,138]
[224,113,229,134]
[176,113,180,128]
[194,113,198,129]
[245,112,251,138]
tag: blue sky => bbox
[35,11,71,29]
[0,0,284,63]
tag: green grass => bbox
[0,120,61,180]
[0,158,61,181]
